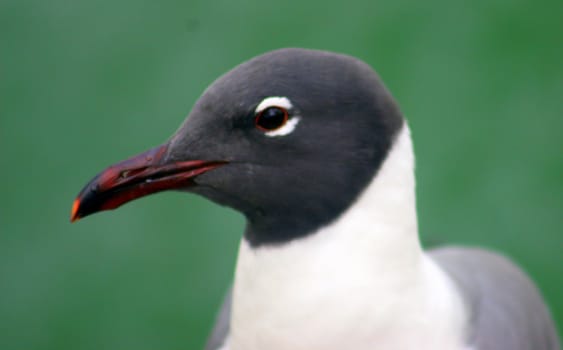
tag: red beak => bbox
[70,143,226,222]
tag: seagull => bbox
[70,48,560,350]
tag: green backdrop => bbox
[1,0,561,349]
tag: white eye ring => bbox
[255,96,300,137]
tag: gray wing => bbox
[204,287,232,350]
[430,246,560,350]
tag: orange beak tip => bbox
[70,199,81,223]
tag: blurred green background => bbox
[1,0,561,349]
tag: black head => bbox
[71,48,404,246]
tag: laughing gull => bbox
[71,48,560,350]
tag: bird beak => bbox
[70,143,226,222]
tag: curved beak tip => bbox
[70,198,81,223]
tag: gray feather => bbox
[205,287,232,350]
[430,246,560,350]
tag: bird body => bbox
[71,48,560,350]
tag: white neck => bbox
[228,125,468,350]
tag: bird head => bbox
[71,48,404,246]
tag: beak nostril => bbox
[119,167,149,179]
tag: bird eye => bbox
[255,106,289,131]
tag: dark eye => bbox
[255,106,289,131]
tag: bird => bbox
[70,48,560,350]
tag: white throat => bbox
[228,124,468,350]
